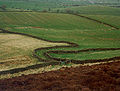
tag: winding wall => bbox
[0,14,120,75]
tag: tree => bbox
[65,9,73,14]
[56,9,60,13]
[118,0,120,3]
[42,9,47,12]
[0,5,7,11]
[48,8,51,11]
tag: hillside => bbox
[83,14,120,28]
[0,0,90,11]
[0,12,110,30]
[52,5,120,16]
[0,11,119,79]
[0,0,120,11]
[0,12,120,64]
[1,61,120,91]
[0,1,120,90]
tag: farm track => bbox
[0,14,120,75]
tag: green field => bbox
[83,14,120,28]
[50,50,120,61]
[0,12,110,30]
[0,11,120,62]
[52,5,120,16]
[0,0,120,12]
[0,3,120,79]
[0,0,90,11]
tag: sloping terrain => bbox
[0,12,109,30]
[0,0,90,11]
[52,5,120,15]
[0,5,120,91]
[0,0,120,11]
[83,14,120,28]
[0,60,120,91]
[0,33,67,71]
[0,10,119,80]
[0,12,120,72]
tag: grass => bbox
[0,0,90,11]
[0,62,80,79]
[0,12,109,30]
[50,50,120,60]
[0,10,120,78]
[33,28,120,61]
[0,33,66,71]
[0,0,120,12]
[0,12,119,62]
[52,5,120,16]
[82,14,120,28]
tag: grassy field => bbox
[0,4,120,79]
[0,0,91,11]
[0,12,120,62]
[0,33,67,71]
[0,0,120,11]
[52,5,120,16]
[82,14,120,28]
[0,12,110,30]
[50,50,120,60]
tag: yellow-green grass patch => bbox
[0,33,67,71]
[0,59,120,80]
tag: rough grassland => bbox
[0,12,120,62]
[0,60,120,91]
[0,12,120,79]
[0,33,67,71]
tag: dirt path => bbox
[0,60,120,91]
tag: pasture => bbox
[83,14,120,28]
[0,0,120,12]
[52,5,120,16]
[0,9,120,79]
[0,33,67,72]
[0,12,120,60]
[0,0,90,11]
[0,12,110,30]
[0,0,120,90]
